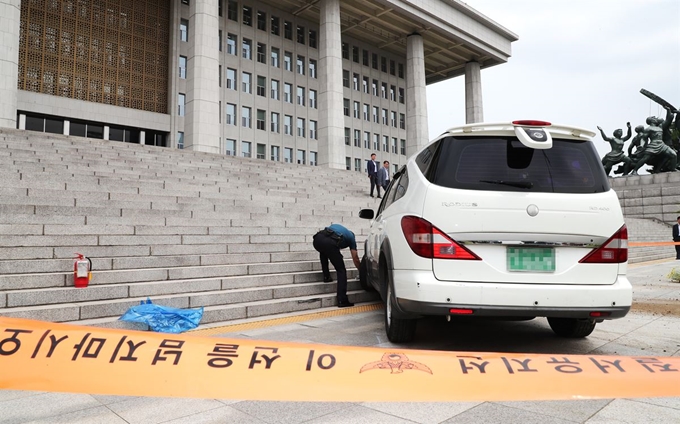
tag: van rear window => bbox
[430,136,610,194]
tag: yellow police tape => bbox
[1,316,679,402]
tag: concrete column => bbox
[140,130,146,145]
[0,0,21,129]
[465,61,484,123]
[406,33,429,157]
[318,0,345,169]
[63,120,70,136]
[186,0,220,154]
[18,113,26,130]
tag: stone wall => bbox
[610,172,680,224]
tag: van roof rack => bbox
[444,122,596,139]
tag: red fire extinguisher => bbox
[73,253,92,288]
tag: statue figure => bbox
[598,122,632,176]
[630,105,677,175]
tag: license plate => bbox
[507,247,555,272]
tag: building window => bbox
[353,73,359,90]
[271,112,280,133]
[309,30,317,48]
[271,16,280,36]
[343,98,349,116]
[362,76,369,94]
[400,139,406,155]
[391,111,397,127]
[257,11,267,31]
[309,59,317,79]
[226,103,236,125]
[372,53,378,69]
[243,6,252,26]
[398,63,404,78]
[271,47,280,67]
[374,133,380,150]
[342,70,349,88]
[363,131,370,149]
[227,33,237,55]
[364,104,370,121]
[271,79,279,100]
[355,158,361,172]
[381,82,387,99]
[352,46,359,63]
[297,149,306,165]
[297,86,305,106]
[372,79,378,96]
[310,120,317,140]
[362,49,369,66]
[178,56,187,79]
[309,89,317,109]
[257,143,266,159]
[242,106,251,128]
[218,0,222,16]
[180,19,188,42]
[242,72,251,93]
[345,128,350,145]
[226,68,236,90]
[177,93,185,116]
[284,21,292,39]
[372,106,378,123]
[218,65,222,87]
[257,76,266,97]
[256,109,266,130]
[242,141,251,158]
[284,115,292,135]
[296,55,305,75]
[310,151,317,166]
[177,131,184,149]
[342,43,349,60]
[390,85,396,101]
[383,135,388,152]
[381,56,387,72]
[390,60,396,76]
[353,129,360,147]
[227,1,238,22]
[242,39,252,59]
[271,145,280,161]
[346,157,351,170]
[226,138,236,155]
[382,108,388,125]
[399,87,405,104]
[297,118,306,138]
[284,83,292,103]
[284,147,293,163]
[400,114,405,130]
[353,101,360,119]
[257,43,266,64]
[297,25,305,44]
[392,137,398,153]
[218,30,222,51]
[284,51,292,71]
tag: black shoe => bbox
[377,195,382,199]
[323,276,333,283]
[337,301,354,308]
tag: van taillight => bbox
[400,216,480,260]
[579,225,628,264]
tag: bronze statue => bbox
[630,106,677,175]
[598,122,632,176]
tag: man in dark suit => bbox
[673,216,680,259]
[377,160,390,192]
[366,153,380,198]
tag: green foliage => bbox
[666,267,680,283]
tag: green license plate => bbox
[507,247,555,272]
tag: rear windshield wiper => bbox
[479,179,533,189]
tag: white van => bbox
[359,121,632,343]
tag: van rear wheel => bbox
[548,317,596,338]
[385,283,417,343]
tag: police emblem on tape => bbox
[360,353,433,374]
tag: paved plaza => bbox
[1,260,679,424]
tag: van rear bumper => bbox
[392,270,632,319]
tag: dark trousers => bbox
[675,242,680,259]
[369,175,380,196]
[313,233,349,303]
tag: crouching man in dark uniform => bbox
[313,223,361,307]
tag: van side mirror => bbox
[358,209,374,220]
